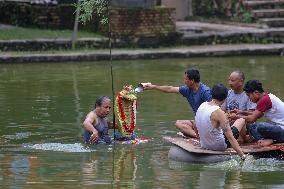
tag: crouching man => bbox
[238,80,284,146]
[195,84,247,160]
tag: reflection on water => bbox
[1,57,284,188]
[72,68,83,132]
[113,147,138,188]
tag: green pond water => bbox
[0,56,284,188]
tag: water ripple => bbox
[205,155,284,172]
[24,143,92,153]
[3,132,32,140]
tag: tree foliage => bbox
[77,0,108,25]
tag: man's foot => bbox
[257,139,273,147]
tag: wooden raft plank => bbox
[163,136,282,155]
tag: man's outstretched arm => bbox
[143,83,179,93]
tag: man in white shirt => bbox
[195,84,247,160]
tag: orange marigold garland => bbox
[115,85,137,137]
[116,93,136,132]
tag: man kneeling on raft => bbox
[195,84,247,160]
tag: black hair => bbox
[233,70,245,81]
[211,84,228,101]
[95,96,110,108]
[244,80,264,93]
[185,69,200,83]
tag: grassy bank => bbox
[0,26,103,40]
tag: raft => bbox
[164,136,284,163]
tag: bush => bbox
[192,0,252,22]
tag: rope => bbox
[107,0,116,188]
[107,0,115,140]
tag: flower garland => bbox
[116,92,136,133]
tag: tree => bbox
[72,0,108,48]
[78,0,108,25]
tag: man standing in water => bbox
[83,96,115,144]
[143,68,212,138]
[195,84,247,160]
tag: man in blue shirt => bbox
[143,69,212,138]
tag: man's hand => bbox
[227,109,240,123]
[228,112,237,120]
[89,130,99,144]
[241,154,248,161]
[141,82,153,90]
[229,109,238,114]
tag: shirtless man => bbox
[195,84,247,160]
[143,68,212,138]
[83,96,116,144]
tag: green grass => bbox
[0,26,103,40]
